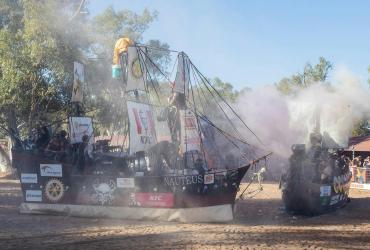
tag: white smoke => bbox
[235,66,370,158]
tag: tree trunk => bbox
[0,139,11,174]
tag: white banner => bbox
[174,53,190,94]
[21,173,38,184]
[127,101,157,154]
[40,164,62,177]
[117,178,135,188]
[68,117,94,144]
[25,190,42,202]
[180,109,201,153]
[72,62,84,103]
[126,47,146,92]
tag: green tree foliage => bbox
[0,0,89,136]
[276,57,332,95]
[352,119,369,137]
[212,77,241,102]
[189,77,246,123]
[0,1,170,138]
[86,7,171,135]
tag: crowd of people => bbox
[27,126,92,173]
[350,156,370,168]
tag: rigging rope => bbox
[189,60,266,148]
[136,44,180,53]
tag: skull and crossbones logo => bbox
[92,179,116,205]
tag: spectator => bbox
[364,156,370,168]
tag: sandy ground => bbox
[0,178,369,250]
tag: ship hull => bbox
[19,203,234,222]
[13,150,249,222]
[281,171,351,215]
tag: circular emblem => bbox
[131,58,143,79]
[44,178,65,202]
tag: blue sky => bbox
[89,0,370,90]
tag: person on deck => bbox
[75,134,93,174]
[46,130,69,152]
[35,126,50,150]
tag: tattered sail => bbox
[127,101,157,154]
[180,109,201,153]
[72,62,84,103]
[126,47,146,92]
[174,52,190,94]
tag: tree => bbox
[352,120,369,137]
[212,77,240,102]
[0,0,89,138]
[86,7,170,135]
[276,57,332,95]
[0,1,171,138]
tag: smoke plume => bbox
[235,67,370,159]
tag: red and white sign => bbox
[127,101,157,154]
[130,193,174,208]
[204,173,215,184]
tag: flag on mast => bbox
[126,47,146,92]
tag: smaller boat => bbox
[280,129,351,215]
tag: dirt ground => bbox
[0,178,369,250]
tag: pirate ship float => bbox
[280,116,351,215]
[10,39,269,222]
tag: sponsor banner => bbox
[130,193,174,208]
[40,164,62,177]
[72,62,84,103]
[320,185,331,197]
[126,46,146,92]
[69,117,94,144]
[25,190,42,202]
[21,173,38,184]
[180,109,201,153]
[204,173,215,184]
[117,178,135,188]
[127,101,157,154]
